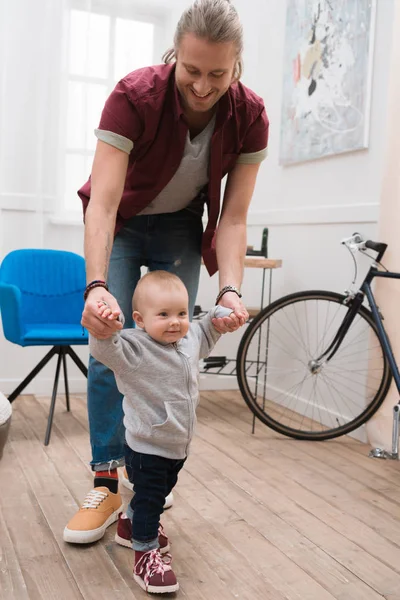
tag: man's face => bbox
[175,33,237,116]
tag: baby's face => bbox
[134,285,190,344]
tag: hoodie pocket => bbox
[151,401,188,445]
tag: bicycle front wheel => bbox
[237,290,392,440]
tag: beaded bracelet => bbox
[83,280,109,301]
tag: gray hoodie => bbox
[89,306,231,459]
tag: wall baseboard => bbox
[0,193,55,212]
[199,374,239,391]
[10,202,380,228]
[0,377,87,397]
[1,375,238,397]
[246,203,379,226]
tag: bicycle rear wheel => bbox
[236,290,392,440]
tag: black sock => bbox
[94,469,118,494]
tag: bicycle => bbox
[236,232,400,459]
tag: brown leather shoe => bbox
[63,487,122,544]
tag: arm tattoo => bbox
[103,232,111,280]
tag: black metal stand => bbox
[197,227,274,436]
[8,345,88,445]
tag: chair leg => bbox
[62,348,70,411]
[65,346,88,377]
[44,350,63,446]
[8,347,58,403]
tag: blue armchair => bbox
[0,249,88,445]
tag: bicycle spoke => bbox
[238,292,390,439]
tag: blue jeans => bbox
[88,209,203,469]
[125,446,186,550]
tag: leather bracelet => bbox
[216,285,242,305]
[84,280,109,301]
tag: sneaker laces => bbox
[157,523,171,563]
[81,489,108,510]
[135,549,172,590]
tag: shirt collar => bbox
[215,87,233,130]
[169,64,185,120]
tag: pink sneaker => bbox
[134,548,179,593]
[114,513,170,554]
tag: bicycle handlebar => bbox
[341,233,388,259]
[341,232,366,252]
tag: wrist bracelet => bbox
[216,285,242,305]
[84,280,109,301]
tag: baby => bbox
[89,270,235,594]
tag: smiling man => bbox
[65,0,269,551]
[175,33,238,132]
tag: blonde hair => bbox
[132,271,187,312]
[163,0,243,81]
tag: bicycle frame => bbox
[316,255,400,458]
[363,269,400,458]
[362,270,400,394]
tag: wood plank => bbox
[202,257,282,269]
[164,488,286,600]
[32,395,279,599]
[201,392,400,532]
[227,391,400,493]
[35,396,340,600]
[0,447,30,600]
[193,400,400,595]
[106,533,213,600]
[183,452,384,600]
[220,389,400,488]
[7,390,400,599]
[212,389,400,492]
[176,466,338,600]
[34,395,91,467]
[9,399,138,600]
[43,389,400,596]
[321,439,400,489]
[243,257,282,269]
[0,411,84,600]
[204,391,400,517]
[191,427,400,596]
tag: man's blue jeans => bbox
[87,209,203,470]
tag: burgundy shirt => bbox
[78,64,269,275]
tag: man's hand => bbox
[81,287,123,339]
[212,291,248,333]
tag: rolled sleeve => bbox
[237,147,268,164]
[95,129,134,153]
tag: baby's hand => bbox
[97,300,119,321]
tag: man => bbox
[64,0,269,544]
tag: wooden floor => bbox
[1,391,400,600]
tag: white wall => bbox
[201,0,394,388]
[0,0,395,396]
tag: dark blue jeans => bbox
[125,446,186,549]
[87,209,203,469]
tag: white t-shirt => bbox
[95,118,267,216]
